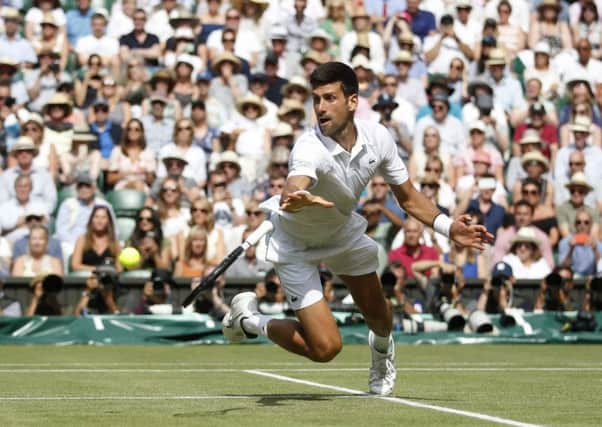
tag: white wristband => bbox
[433,213,453,238]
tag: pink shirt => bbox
[493,226,555,269]
[453,147,504,177]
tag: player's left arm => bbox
[390,180,493,250]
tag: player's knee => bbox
[309,339,342,363]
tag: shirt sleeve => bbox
[376,125,409,185]
[288,137,321,185]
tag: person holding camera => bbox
[25,48,69,113]
[188,268,230,321]
[477,262,516,314]
[131,269,174,315]
[558,209,602,276]
[25,273,63,316]
[254,269,288,315]
[372,94,412,159]
[534,269,574,313]
[74,266,120,315]
[423,14,473,76]
[127,207,171,270]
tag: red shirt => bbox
[513,123,558,159]
[387,244,439,279]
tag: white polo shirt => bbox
[261,119,408,257]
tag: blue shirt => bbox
[13,236,64,262]
[90,121,118,159]
[558,235,602,276]
[468,199,506,239]
[409,10,436,41]
[66,8,94,46]
[364,0,407,18]
[382,193,406,224]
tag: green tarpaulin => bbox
[1,312,601,345]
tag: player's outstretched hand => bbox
[450,214,494,251]
[281,190,335,212]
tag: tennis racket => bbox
[182,220,274,307]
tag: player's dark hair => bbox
[309,62,358,97]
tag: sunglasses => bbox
[138,216,152,221]
[246,210,263,217]
[570,187,588,195]
[161,186,178,193]
[425,167,442,173]
[569,161,584,166]
[191,207,209,214]
[226,15,240,20]
[522,189,538,196]
[213,181,227,187]
[383,82,397,87]
[576,220,590,225]
[371,182,387,187]
[127,127,142,132]
[177,126,192,131]
[450,64,464,70]
[94,106,109,112]
[423,183,439,189]
[221,162,238,169]
[515,242,533,249]
[222,38,235,43]
[432,104,446,111]
[23,126,41,132]
[272,162,288,168]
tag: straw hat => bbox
[149,94,169,105]
[43,92,73,115]
[161,148,189,166]
[301,50,326,66]
[72,123,98,143]
[272,122,294,138]
[565,171,593,192]
[150,69,175,91]
[519,129,542,145]
[235,93,267,117]
[23,112,44,128]
[570,115,592,133]
[231,0,269,13]
[351,54,372,71]
[537,0,561,13]
[11,136,39,155]
[510,227,540,246]
[351,7,370,19]
[40,13,58,27]
[486,48,506,66]
[211,51,242,74]
[1,7,20,20]
[392,49,414,64]
[521,150,549,172]
[216,150,241,172]
[168,9,200,28]
[0,57,18,71]
[420,172,440,186]
[277,99,306,119]
[282,76,310,97]
[308,28,333,46]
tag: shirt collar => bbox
[314,118,367,158]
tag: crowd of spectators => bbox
[0,0,602,319]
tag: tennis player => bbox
[223,62,493,396]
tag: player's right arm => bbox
[280,176,334,212]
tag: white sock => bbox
[241,314,271,337]
[371,332,391,353]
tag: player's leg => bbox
[327,236,396,395]
[223,262,342,362]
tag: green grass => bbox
[0,345,600,426]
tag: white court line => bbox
[246,370,543,427]
[0,367,601,373]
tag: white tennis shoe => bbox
[368,331,397,395]
[222,292,259,343]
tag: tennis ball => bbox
[118,247,141,270]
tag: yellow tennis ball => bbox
[118,247,141,270]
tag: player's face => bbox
[312,82,357,139]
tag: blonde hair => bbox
[184,226,208,261]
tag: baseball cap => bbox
[491,262,513,279]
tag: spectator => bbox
[502,227,552,280]
[493,200,555,268]
[555,150,602,209]
[534,269,575,312]
[366,176,405,229]
[209,52,247,120]
[392,49,427,110]
[121,58,148,118]
[190,100,220,156]
[88,76,128,129]
[285,0,318,56]
[424,14,472,76]
[477,261,516,314]
[170,55,200,113]
[557,172,600,238]
[0,279,21,315]
[106,118,156,193]
[70,205,121,272]
[25,273,63,316]
[372,94,412,159]
[131,268,175,315]
[558,209,602,277]
[126,207,171,270]
[255,268,288,315]
[144,69,181,122]
[12,224,63,277]
[271,122,295,150]
[207,7,261,68]
[513,151,553,207]
[0,8,37,66]
[379,73,416,139]
[150,150,199,206]
[319,0,350,51]
[214,150,254,200]
[89,96,124,158]
[118,8,160,68]
[0,175,49,244]
[459,175,506,239]
[157,118,207,187]
[11,206,63,263]
[566,38,602,88]
[523,41,560,101]
[405,0,436,41]
[0,137,56,213]
[74,269,120,315]
[340,7,384,73]
[529,0,572,57]
[157,176,189,259]
[187,198,226,266]
[59,123,101,185]
[65,0,94,47]
[559,106,602,147]
[519,178,560,247]
[496,0,526,60]
[455,153,508,207]
[572,2,602,58]
[409,127,446,181]
[506,130,545,190]
[387,218,439,279]
[75,10,119,71]
[513,101,558,159]
[106,0,135,40]
[41,92,74,158]
[25,48,70,113]
[227,227,272,279]
[141,95,175,155]
[174,226,210,278]
[54,172,113,256]
[413,92,465,157]
[13,113,58,180]
[260,27,300,80]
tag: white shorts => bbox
[273,233,379,311]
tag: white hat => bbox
[533,41,551,56]
[351,54,372,71]
[478,177,496,190]
[469,120,487,134]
